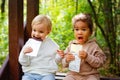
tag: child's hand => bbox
[79,50,88,59]
[57,50,64,58]
[65,52,75,63]
[23,46,33,54]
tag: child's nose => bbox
[35,32,39,37]
[78,30,82,34]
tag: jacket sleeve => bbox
[18,41,31,67]
[85,43,106,68]
[62,56,69,67]
[55,54,62,63]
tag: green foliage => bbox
[95,27,107,47]
[116,24,120,44]
[1,0,120,77]
[0,0,8,67]
[39,0,93,50]
[91,0,120,76]
[40,0,74,50]
[0,13,8,67]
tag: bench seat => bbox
[55,72,120,80]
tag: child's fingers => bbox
[57,50,63,52]
[57,50,64,58]
[24,47,33,54]
[79,51,87,59]
[66,53,75,61]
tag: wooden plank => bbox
[24,0,39,41]
[55,76,64,80]
[56,72,67,77]
[55,72,120,80]
[55,72,66,80]
[9,0,24,80]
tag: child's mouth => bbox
[33,37,43,41]
[78,37,83,41]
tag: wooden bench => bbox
[55,72,66,80]
[55,72,120,80]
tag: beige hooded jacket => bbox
[62,38,106,76]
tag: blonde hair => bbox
[72,13,93,33]
[31,15,52,31]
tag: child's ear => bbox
[47,31,51,34]
[48,29,51,34]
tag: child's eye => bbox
[82,28,86,31]
[74,28,79,31]
[33,29,36,32]
[39,31,44,33]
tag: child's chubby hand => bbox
[65,52,75,63]
[23,46,33,54]
[57,50,64,58]
[79,50,88,59]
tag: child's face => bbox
[74,21,92,44]
[31,23,50,41]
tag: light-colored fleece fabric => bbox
[19,37,61,75]
[62,38,106,76]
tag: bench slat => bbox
[55,72,120,80]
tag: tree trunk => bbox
[1,0,5,13]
